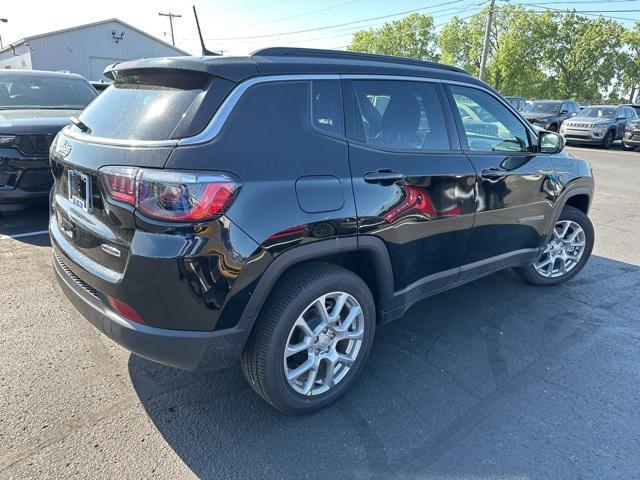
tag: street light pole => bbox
[158,12,181,47]
[479,0,495,81]
[0,18,8,50]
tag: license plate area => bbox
[67,170,92,211]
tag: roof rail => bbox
[250,47,469,75]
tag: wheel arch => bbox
[544,186,593,245]
[239,236,395,329]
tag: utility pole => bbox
[158,12,181,46]
[0,18,8,49]
[479,0,495,81]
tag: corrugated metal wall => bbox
[0,44,33,70]
[2,20,188,80]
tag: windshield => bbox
[577,107,616,119]
[0,75,96,110]
[524,102,561,115]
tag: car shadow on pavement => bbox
[129,255,640,480]
[0,204,50,246]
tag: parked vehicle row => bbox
[560,104,639,149]
[45,48,595,413]
[0,70,96,212]
[505,94,640,150]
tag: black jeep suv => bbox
[0,70,96,211]
[50,48,595,413]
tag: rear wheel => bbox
[516,206,594,286]
[241,263,375,414]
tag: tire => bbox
[601,130,615,149]
[241,262,375,414]
[622,142,636,151]
[516,205,594,286]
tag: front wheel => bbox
[516,206,594,286]
[601,130,615,149]
[241,263,375,414]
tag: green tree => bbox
[439,6,555,97]
[616,22,640,102]
[541,12,624,102]
[348,13,439,61]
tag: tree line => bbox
[347,7,640,103]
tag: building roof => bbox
[0,18,191,56]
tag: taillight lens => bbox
[100,166,138,205]
[137,170,239,222]
[98,167,240,222]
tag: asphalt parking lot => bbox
[1,145,639,479]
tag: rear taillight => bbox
[98,167,240,222]
[100,166,137,205]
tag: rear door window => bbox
[350,80,450,151]
[74,70,210,141]
[311,80,344,136]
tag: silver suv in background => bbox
[560,105,638,149]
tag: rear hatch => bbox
[50,64,242,277]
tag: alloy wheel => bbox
[283,292,364,396]
[533,220,586,278]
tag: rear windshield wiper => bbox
[70,116,91,134]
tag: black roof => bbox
[105,47,479,86]
[0,69,88,80]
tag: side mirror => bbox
[539,130,564,154]
[560,109,568,115]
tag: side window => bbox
[560,103,568,113]
[311,80,343,136]
[450,85,530,153]
[350,80,450,151]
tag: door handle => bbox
[480,168,507,179]
[363,169,405,185]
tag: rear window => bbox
[74,70,210,141]
[0,75,96,110]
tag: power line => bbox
[278,0,488,45]
[203,0,466,41]
[526,4,640,21]
[246,0,365,27]
[205,0,486,46]
[158,12,182,46]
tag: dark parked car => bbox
[523,99,580,132]
[505,96,527,111]
[0,70,96,212]
[50,48,595,413]
[560,104,638,149]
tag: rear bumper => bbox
[52,247,253,371]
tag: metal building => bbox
[0,18,190,80]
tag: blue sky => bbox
[1,0,638,55]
